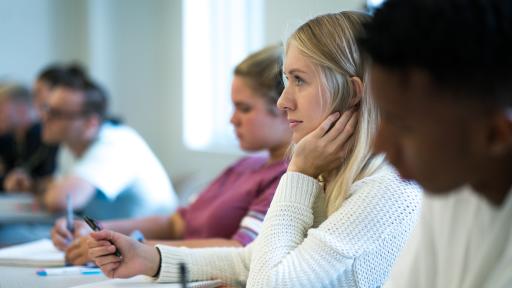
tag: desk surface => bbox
[0,265,108,288]
[0,193,55,224]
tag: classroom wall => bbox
[0,0,364,195]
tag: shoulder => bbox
[230,155,267,171]
[351,165,422,204]
[94,123,147,149]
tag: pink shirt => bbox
[178,156,288,246]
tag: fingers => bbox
[51,219,73,250]
[52,232,70,251]
[89,230,111,241]
[100,262,121,278]
[66,238,90,265]
[321,110,353,140]
[87,239,112,249]
[89,245,121,265]
[312,112,341,138]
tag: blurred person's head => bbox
[34,64,86,116]
[42,70,107,150]
[230,45,292,157]
[361,0,512,203]
[0,83,36,135]
[277,11,384,214]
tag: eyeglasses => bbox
[42,104,87,120]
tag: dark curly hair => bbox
[359,0,512,105]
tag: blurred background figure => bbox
[40,66,178,219]
[0,83,58,192]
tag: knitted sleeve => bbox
[155,244,253,286]
[155,169,421,287]
[246,170,421,287]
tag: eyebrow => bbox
[283,68,308,75]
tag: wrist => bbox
[149,246,162,278]
[287,163,318,178]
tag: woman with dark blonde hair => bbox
[87,12,421,287]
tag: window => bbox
[183,0,264,153]
[366,0,386,12]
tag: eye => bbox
[237,104,252,113]
[293,75,304,86]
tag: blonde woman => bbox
[88,11,421,287]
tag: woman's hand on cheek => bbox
[288,110,358,178]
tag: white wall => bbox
[265,0,366,43]
[0,0,364,193]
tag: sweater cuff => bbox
[154,244,186,282]
[273,172,322,206]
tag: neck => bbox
[67,139,93,157]
[471,153,512,206]
[267,142,289,164]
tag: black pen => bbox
[179,262,188,288]
[83,215,122,257]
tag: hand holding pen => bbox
[87,229,161,279]
[83,216,122,257]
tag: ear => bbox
[85,115,102,136]
[349,77,363,108]
[488,108,512,156]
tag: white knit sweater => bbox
[156,166,422,287]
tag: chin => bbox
[417,178,464,195]
[291,134,305,144]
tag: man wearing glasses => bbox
[40,74,178,221]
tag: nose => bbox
[277,87,294,111]
[41,108,49,123]
[230,111,240,126]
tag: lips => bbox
[288,119,303,129]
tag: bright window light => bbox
[367,0,386,10]
[183,0,264,153]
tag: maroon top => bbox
[178,156,288,246]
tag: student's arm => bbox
[245,172,421,287]
[43,175,96,212]
[88,229,252,285]
[103,213,185,240]
[144,238,242,248]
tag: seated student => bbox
[359,0,512,287]
[40,71,178,219]
[51,45,292,265]
[0,83,58,192]
[87,12,422,287]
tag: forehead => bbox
[231,76,265,102]
[371,65,443,117]
[283,42,316,73]
[49,87,84,108]
[370,64,489,127]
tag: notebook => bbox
[71,275,222,288]
[0,238,64,267]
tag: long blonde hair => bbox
[288,11,385,215]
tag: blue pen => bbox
[36,267,102,276]
[66,194,74,234]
